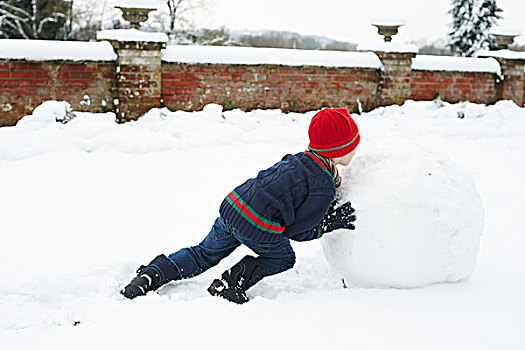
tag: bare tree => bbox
[68,0,117,41]
[164,0,206,39]
[0,0,70,39]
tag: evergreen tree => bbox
[448,0,502,56]
[475,0,502,50]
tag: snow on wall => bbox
[0,40,117,62]
[489,26,522,36]
[97,29,168,43]
[476,49,525,61]
[162,45,383,69]
[413,55,501,74]
[111,0,160,9]
[357,42,419,54]
[370,17,407,26]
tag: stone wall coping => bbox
[357,42,419,54]
[161,44,383,69]
[412,55,501,75]
[97,29,168,43]
[477,49,525,61]
[0,39,117,61]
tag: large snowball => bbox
[321,143,484,288]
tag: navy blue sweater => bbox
[219,152,336,244]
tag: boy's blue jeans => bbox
[168,217,296,288]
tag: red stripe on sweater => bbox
[226,192,285,233]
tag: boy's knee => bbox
[281,254,296,271]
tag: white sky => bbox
[196,0,525,46]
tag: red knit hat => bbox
[308,108,360,158]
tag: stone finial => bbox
[371,18,406,42]
[490,27,521,50]
[114,0,159,29]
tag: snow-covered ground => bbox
[1,100,524,349]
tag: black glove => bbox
[320,201,356,233]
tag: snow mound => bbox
[16,101,75,129]
[321,143,484,288]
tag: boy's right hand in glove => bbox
[320,201,356,233]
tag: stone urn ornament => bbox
[114,0,159,29]
[371,18,406,42]
[490,27,521,50]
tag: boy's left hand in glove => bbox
[320,201,356,233]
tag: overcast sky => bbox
[196,0,525,46]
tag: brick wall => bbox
[2,40,525,128]
[161,64,380,113]
[410,70,498,104]
[0,60,116,126]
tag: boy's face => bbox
[333,150,356,167]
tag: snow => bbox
[97,29,168,43]
[112,0,160,10]
[357,42,419,54]
[322,145,484,288]
[1,99,525,349]
[0,39,117,61]
[412,55,501,74]
[162,45,383,69]
[477,49,525,61]
[489,26,521,37]
[370,17,407,26]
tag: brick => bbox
[0,80,21,88]
[162,72,186,80]
[67,71,97,79]
[83,64,100,72]
[13,88,35,95]
[28,79,50,87]
[11,71,35,79]
[34,71,48,79]
[11,62,43,70]
[168,80,200,88]
[100,72,116,80]
[64,64,86,71]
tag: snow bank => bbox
[3,99,525,161]
[0,39,117,61]
[412,55,501,74]
[0,101,312,160]
[162,45,383,69]
[322,144,484,288]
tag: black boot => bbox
[121,254,181,299]
[207,256,263,304]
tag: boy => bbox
[121,108,360,304]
